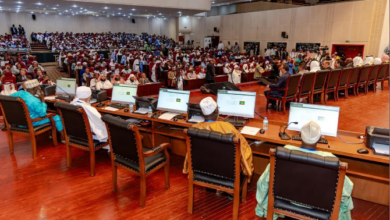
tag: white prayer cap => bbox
[374,58,382,65]
[200,97,217,116]
[234,65,239,69]
[301,121,321,144]
[129,74,135,78]
[24,79,39,89]
[76,86,92,99]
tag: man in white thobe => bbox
[70,86,108,143]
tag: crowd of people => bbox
[0,24,30,51]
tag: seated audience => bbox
[1,83,17,96]
[187,67,197,79]
[232,65,241,84]
[255,121,353,220]
[111,73,125,84]
[90,73,99,89]
[139,73,150,84]
[264,65,290,109]
[254,61,265,80]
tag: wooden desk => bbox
[159,70,168,87]
[137,83,163,96]
[184,79,205,90]
[44,84,389,206]
[215,66,223,75]
[241,72,254,82]
[215,75,228,83]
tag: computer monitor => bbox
[288,102,340,137]
[56,78,76,96]
[111,84,138,105]
[157,89,190,114]
[217,90,256,118]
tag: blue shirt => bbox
[287,62,294,74]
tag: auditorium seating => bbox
[102,114,170,207]
[266,74,301,114]
[266,147,347,220]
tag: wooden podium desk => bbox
[44,84,389,205]
[183,75,229,90]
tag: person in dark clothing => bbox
[264,65,290,109]
[162,45,168,57]
[205,59,216,83]
[275,48,281,59]
[281,48,288,60]
[18,25,25,35]
[10,25,17,35]
[270,58,280,78]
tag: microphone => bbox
[279,122,298,140]
[55,85,74,102]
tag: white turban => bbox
[76,86,92,99]
[310,61,321,72]
[24,79,40,89]
[200,97,217,116]
[363,56,374,65]
[301,121,322,144]
[374,58,382,65]
[353,56,363,67]
[129,74,135,78]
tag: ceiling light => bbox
[212,1,215,3]
[59,13,61,15]
[72,5,77,8]
[56,4,59,6]
[107,15,109,17]
[30,11,33,14]
[52,7,57,10]
[131,8,136,11]
[178,11,181,13]
[35,2,42,5]
[118,8,122,10]
[45,12,48,14]
[16,1,23,4]
[65,10,68,12]
[130,13,132,15]
[159,13,162,15]
[80,7,83,9]
[118,12,121,14]
[104,6,108,9]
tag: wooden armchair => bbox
[324,69,342,104]
[311,70,329,104]
[347,67,361,96]
[356,65,372,95]
[267,147,347,220]
[102,114,170,207]
[336,67,352,100]
[367,64,381,92]
[266,74,301,114]
[376,63,389,90]
[0,95,58,158]
[55,102,107,177]
[296,72,316,103]
[184,127,247,220]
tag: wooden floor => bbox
[0,131,388,219]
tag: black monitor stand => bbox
[226,116,246,127]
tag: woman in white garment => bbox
[133,57,140,73]
[242,63,249,74]
[223,63,232,83]
[151,61,161,82]
[177,68,187,91]
[232,65,241,84]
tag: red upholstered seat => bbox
[2,71,16,84]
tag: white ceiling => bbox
[0,0,207,18]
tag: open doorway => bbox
[332,44,365,59]
[206,36,220,48]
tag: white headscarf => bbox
[1,83,17,96]
[373,58,382,65]
[310,60,321,72]
[353,56,363,67]
[363,56,374,65]
[76,86,92,99]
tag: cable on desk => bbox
[338,134,365,145]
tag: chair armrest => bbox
[270,87,285,91]
[31,113,56,122]
[143,143,170,158]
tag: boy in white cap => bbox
[70,86,108,143]
[183,97,253,181]
[255,121,354,220]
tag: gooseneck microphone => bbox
[279,122,298,140]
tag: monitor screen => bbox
[157,89,190,114]
[56,78,76,96]
[288,102,340,137]
[111,84,138,104]
[217,90,256,118]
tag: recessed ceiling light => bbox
[16,1,23,4]
[131,8,136,11]
[52,7,57,10]
[45,12,48,14]
[118,12,121,14]
[30,11,33,13]
[212,1,215,3]
[35,2,42,5]
[104,6,108,9]
[178,11,181,13]
[72,5,77,8]
[59,13,62,15]
[118,8,122,10]
[65,10,68,12]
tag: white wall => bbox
[181,0,387,57]
[0,12,177,40]
[378,0,389,57]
